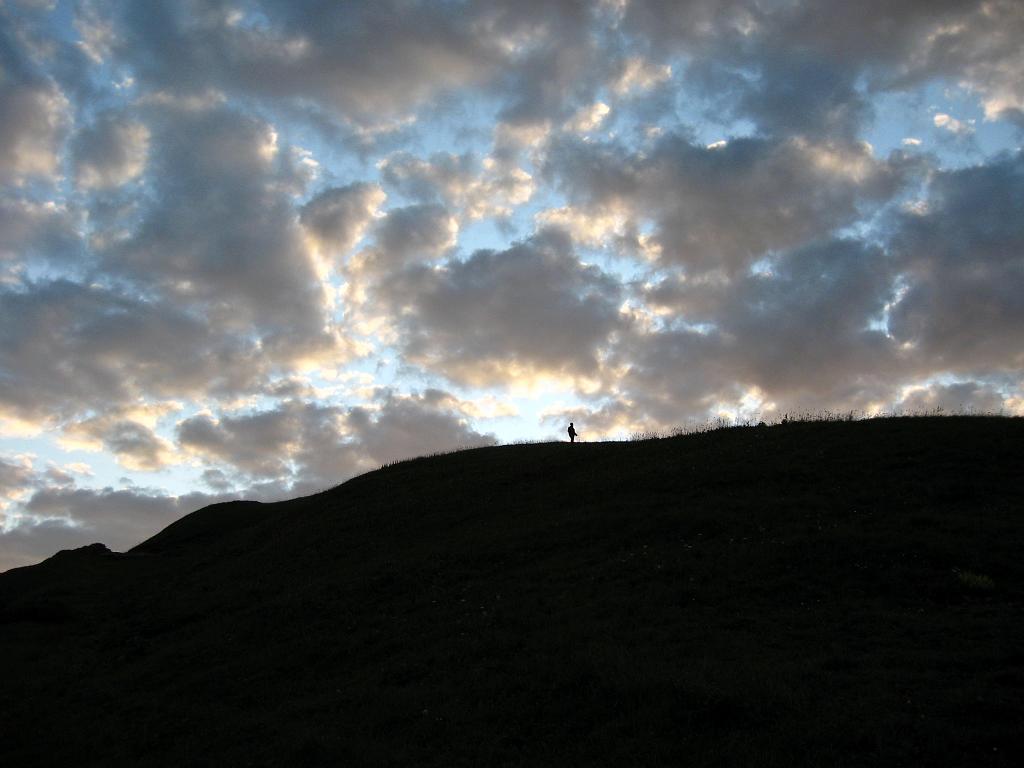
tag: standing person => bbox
[567,422,578,443]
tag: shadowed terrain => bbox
[1,416,1022,766]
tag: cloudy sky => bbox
[1,0,1022,570]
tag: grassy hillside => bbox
[1,416,1022,766]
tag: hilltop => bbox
[1,416,1022,766]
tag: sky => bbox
[1,0,1022,570]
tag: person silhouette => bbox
[567,422,577,443]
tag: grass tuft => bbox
[955,568,996,590]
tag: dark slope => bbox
[1,417,1022,767]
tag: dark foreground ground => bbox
[1,416,1022,767]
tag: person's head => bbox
[569,422,574,426]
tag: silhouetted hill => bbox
[1,417,1022,766]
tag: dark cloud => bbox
[110,0,502,126]
[5,485,234,565]
[347,389,498,469]
[0,460,236,571]
[718,239,899,396]
[371,229,626,386]
[71,110,149,189]
[351,204,457,277]
[22,485,182,536]
[102,104,349,364]
[375,204,457,259]
[0,454,34,499]
[0,197,81,266]
[545,132,917,274]
[1,385,497,570]
[887,152,1024,373]
[0,78,67,183]
[0,280,266,423]
[0,518,104,572]
[599,151,1024,426]
[486,0,608,126]
[62,412,176,471]
[177,392,496,494]
[896,381,1007,415]
[591,238,904,427]
[199,468,234,493]
[299,182,385,257]
[624,0,1024,131]
[177,403,317,479]
[0,4,70,183]
[734,54,872,140]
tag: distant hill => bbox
[1,416,1022,766]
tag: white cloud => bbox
[933,112,974,136]
[610,57,672,96]
[564,101,611,134]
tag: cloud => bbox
[886,151,1024,373]
[1,484,235,568]
[933,113,973,136]
[177,402,321,480]
[72,111,150,188]
[370,229,627,387]
[0,454,35,506]
[564,101,611,134]
[545,132,917,274]
[737,54,873,139]
[0,8,71,183]
[109,0,504,126]
[380,150,535,221]
[896,381,1007,414]
[931,112,977,149]
[299,182,386,256]
[350,204,458,278]
[621,0,1024,134]
[61,410,178,471]
[0,198,80,267]
[177,392,496,494]
[0,518,103,572]
[606,237,899,425]
[609,57,672,97]
[74,0,117,63]
[1,385,499,571]
[590,150,1024,429]
[0,78,69,184]
[0,454,231,571]
[0,280,269,423]
[101,104,354,366]
[484,1,612,126]
[346,389,498,468]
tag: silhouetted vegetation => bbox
[1,416,1022,766]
